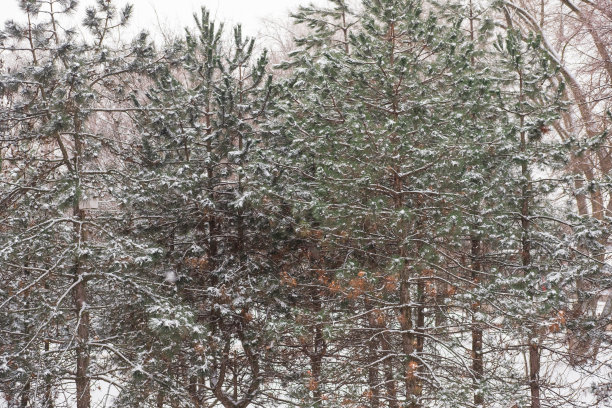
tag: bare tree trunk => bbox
[367,335,381,408]
[310,324,325,407]
[381,332,399,408]
[188,375,201,408]
[205,104,217,274]
[21,264,31,408]
[74,209,91,408]
[471,236,484,407]
[466,7,484,402]
[45,338,53,408]
[20,379,30,408]
[529,341,541,408]
[156,390,164,408]
[73,117,90,408]
[412,279,425,408]
[365,299,382,408]
[302,295,326,407]
[399,277,415,404]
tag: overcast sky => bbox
[2,0,328,38]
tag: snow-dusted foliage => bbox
[1,0,610,407]
[0,1,162,407]
[111,8,281,408]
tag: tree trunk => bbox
[310,326,324,407]
[381,332,399,408]
[73,118,90,408]
[412,279,425,408]
[156,390,164,408]
[519,72,539,408]
[471,236,484,407]
[367,335,381,408]
[20,379,30,408]
[399,278,415,403]
[529,340,541,408]
[74,209,91,408]
[45,339,53,408]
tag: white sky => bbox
[1,0,328,38]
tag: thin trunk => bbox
[44,339,53,408]
[341,9,350,54]
[400,274,415,400]
[434,282,448,329]
[156,391,164,408]
[529,341,541,408]
[237,327,261,408]
[74,207,90,408]
[205,104,217,271]
[43,261,53,408]
[306,296,326,407]
[411,280,425,408]
[237,65,245,259]
[310,325,324,406]
[518,72,540,408]
[233,359,238,402]
[73,116,90,408]
[188,375,201,408]
[212,341,233,408]
[471,236,484,407]
[365,299,382,408]
[212,328,261,408]
[381,332,399,408]
[468,16,482,398]
[387,15,419,405]
[20,379,30,408]
[367,335,381,408]
[21,264,31,408]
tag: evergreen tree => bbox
[271,0,580,407]
[1,1,607,407]
[118,8,278,407]
[0,1,159,406]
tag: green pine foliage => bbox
[1,0,610,407]
[118,8,280,407]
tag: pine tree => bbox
[0,1,159,407]
[274,0,516,405]
[272,0,580,407]
[1,1,607,407]
[118,8,278,407]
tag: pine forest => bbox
[1,0,612,407]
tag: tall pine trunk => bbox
[518,72,540,408]
[73,207,90,408]
[366,320,381,408]
[73,119,90,408]
[471,236,484,407]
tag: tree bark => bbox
[367,335,381,408]
[381,331,399,408]
[73,117,90,408]
[471,236,484,407]
[74,208,91,408]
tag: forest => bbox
[1,0,612,407]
